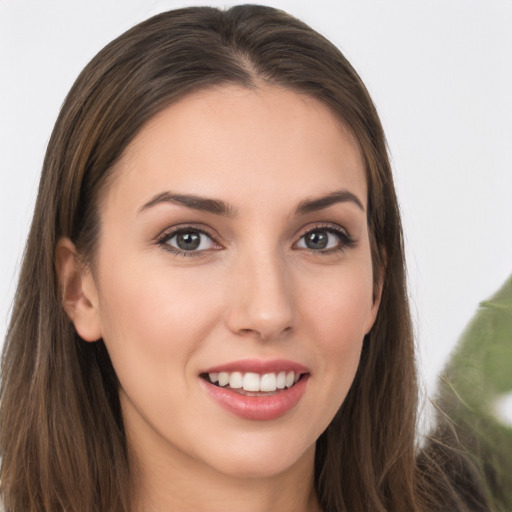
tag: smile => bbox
[204,371,302,394]
[200,360,310,421]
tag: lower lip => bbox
[201,375,309,421]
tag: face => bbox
[76,85,380,480]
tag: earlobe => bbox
[55,237,102,342]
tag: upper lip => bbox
[201,359,309,375]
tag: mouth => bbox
[199,361,310,420]
[200,370,306,396]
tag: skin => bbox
[57,84,381,512]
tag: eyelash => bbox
[155,223,355,257]
[296,223,356,255]
[155,224,220,257]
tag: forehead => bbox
[105,84,367,213]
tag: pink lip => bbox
[199,359,310,421]
[202,359,309,374]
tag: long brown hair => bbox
[0,5,487,511]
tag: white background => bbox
[1,0,511,424]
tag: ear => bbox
[55,237,102,342]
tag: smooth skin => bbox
[57,85,381,512]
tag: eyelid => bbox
[154,221,354,257]
[293,222,355,251]
[155,223,223,256]
[294,222,349,239]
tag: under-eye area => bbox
[201,371,308,395]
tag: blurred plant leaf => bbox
[436,275,512,511]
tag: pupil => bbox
[177,232,201,250]
[306,231,328,250]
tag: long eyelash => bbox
[155,225,218,257]
[300,223,356,253]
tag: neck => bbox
[130,433,321,512]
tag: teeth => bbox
[207,370,302,392]
[218,372,229,387]
[260,373,277,392]
[229,371,243,389]
[243,372,260,392]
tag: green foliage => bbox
[437,275,512,511]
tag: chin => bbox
[199,435,316,480]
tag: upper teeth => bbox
[208,371,300,392]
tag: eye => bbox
[295,225,354,252]
[157,227,220,256]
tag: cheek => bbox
[297,259,374,419]
[95,258,224,380]
[94,259,229,443]
[300,259,374,346]
[309,282,368,383]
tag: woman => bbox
[0,5,488,511]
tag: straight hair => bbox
[1,5,488,511]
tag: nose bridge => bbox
[226,244,295,340]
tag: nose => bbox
[225,250,295,341]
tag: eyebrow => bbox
[295,189,364,214]
[139,188,364,217]
[139,191,237,217]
